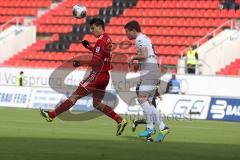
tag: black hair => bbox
[191,45,197,49]
[89,18,105,29]
[124,20,141,32]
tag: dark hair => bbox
[124,20,141,32]
[191,45,197,49]
[89,18,105,29]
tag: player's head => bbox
[192,45,197,49]
[124,20,141,40]
[20,71,24,75]
[89,18,105,37]
[189,45,196,50]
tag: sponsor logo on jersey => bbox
[95,46,100,53]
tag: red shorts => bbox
[73,71,110,101]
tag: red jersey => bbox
[87,33,112,72]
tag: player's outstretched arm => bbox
[129,46,148,64]
[72,55,103,71]
[72,53,93,68]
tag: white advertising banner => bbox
[0,67,82,87]
[1,67,240,98]
[28,87,96,112]
[28,87,64,110]
[0,86,32,108]
[0,86,212,120]
[115,94,211,120]
[161,74,240,98]
[159,94,211,120]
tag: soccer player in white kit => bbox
[124,20,169,142]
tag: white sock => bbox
[150,105,166,131]
[141,101,154,130]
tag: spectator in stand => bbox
[219,0,239,10]
[166,74,180,94]
[235,0,240,9]
[186,45,198,74]
[16,71,24,86]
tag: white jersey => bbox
[136,33,157,64]
[135,33,158,77]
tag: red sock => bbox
[97,103,122,124]
[49,99,73,118]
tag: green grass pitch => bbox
[0,107,239,160]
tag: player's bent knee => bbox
[93,100,101,109]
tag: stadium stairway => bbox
[0,0,52,30]
[217,58,240,76]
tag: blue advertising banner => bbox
[207,97,240,121]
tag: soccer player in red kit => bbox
[40,18,127,136]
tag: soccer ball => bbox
[72,4,87,19]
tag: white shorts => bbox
[138,79,158,101]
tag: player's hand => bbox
[133,63,139,72]
[73,60,80,67]
[81,40,90,48]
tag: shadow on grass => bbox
[121,135,146,142]
[0,137,239,160]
